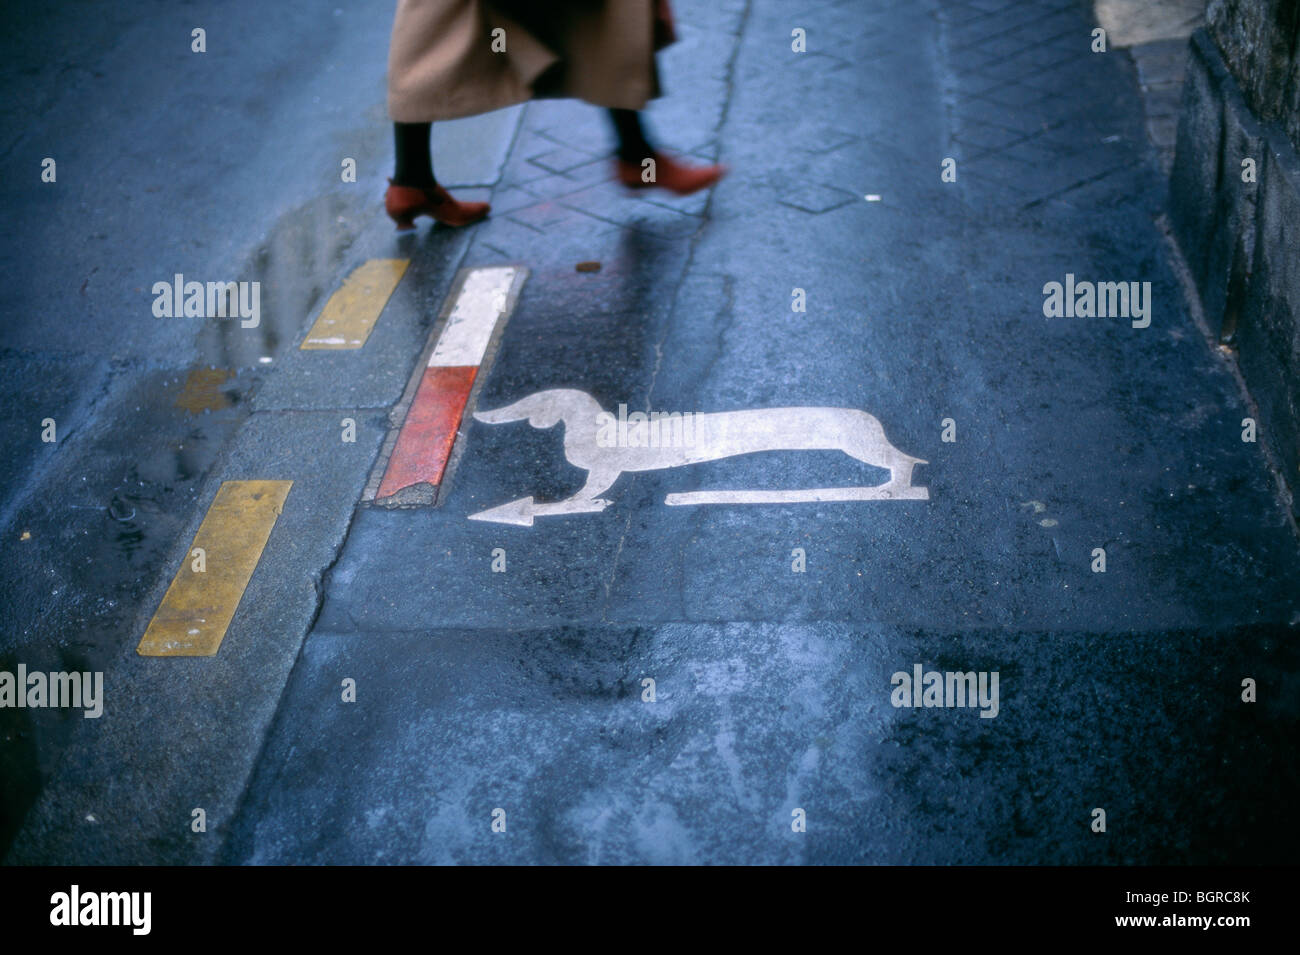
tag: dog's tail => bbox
[473,389,604,427]
[473,394,544,425]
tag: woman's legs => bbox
[384,101,722,228]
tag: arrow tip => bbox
[468,496,536,526]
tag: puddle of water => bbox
[193,192,362,371]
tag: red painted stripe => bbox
[376,365,477,498]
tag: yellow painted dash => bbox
[138,480,292,657]
[301,258,409,350]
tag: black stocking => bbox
[392,121,436,188]
[607,108,655,163]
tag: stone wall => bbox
[1207,0,1300,150]
[1169,3,1300,517]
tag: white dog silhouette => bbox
[471,389,928,523]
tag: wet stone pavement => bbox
[2,0,1299,865]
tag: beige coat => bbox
[387,0,674,122]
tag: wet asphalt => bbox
[3,0,1299,865]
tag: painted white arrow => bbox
[468,496,611,527]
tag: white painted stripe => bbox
[665,486,929,505]
[428,267,517,368]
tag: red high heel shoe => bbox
[384,179,490,230]
[615,152,727,196]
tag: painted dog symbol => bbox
[469,389,929,525]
